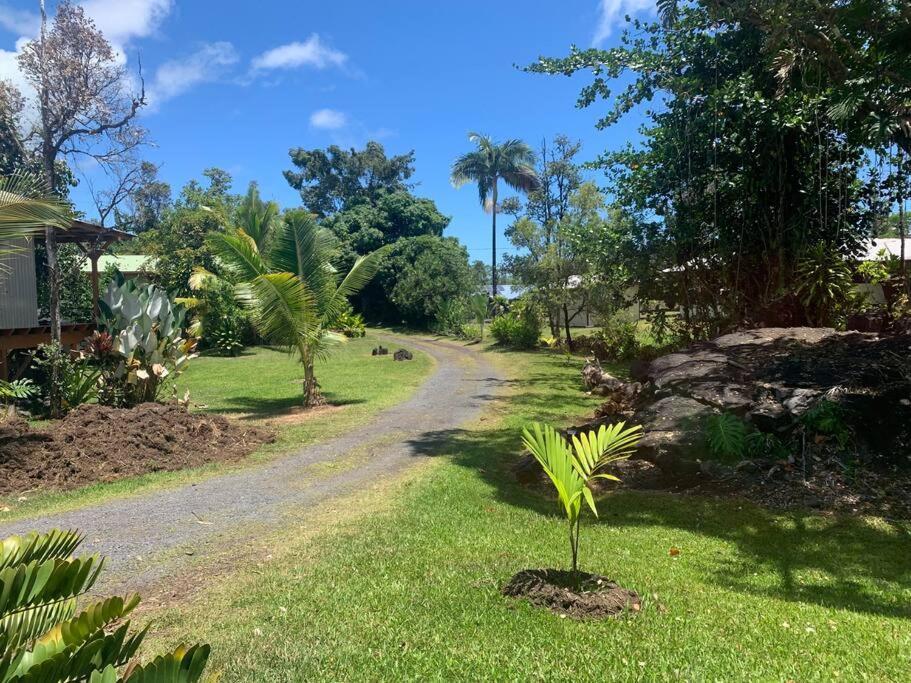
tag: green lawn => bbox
[146,343,911,681]
[0,333,433,521]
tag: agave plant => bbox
[0,529,210,681]
[521,421,642,575]
[97,276,198,407]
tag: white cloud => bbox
[0,4,39,36]
[147,42,238,108]
[309,108,347,130]
[251,34,347,71]
[593,0,656,45]
[80,0,173,47]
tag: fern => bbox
[704,413,748,461]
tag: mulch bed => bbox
[0,403,274,497]
[502,569,640,619]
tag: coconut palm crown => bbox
[208,208,385,406]
[450,133,539,296]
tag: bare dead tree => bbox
[17,0,147,342]
[84,157,145,227]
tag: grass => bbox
[144,342,911,681]
[0,333,433,521]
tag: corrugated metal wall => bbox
[0,238,40,329]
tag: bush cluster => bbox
[490,300,541,349]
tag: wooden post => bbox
[90,252,100,324]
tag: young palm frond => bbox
[521,421,642,574]
[0,172,70,241]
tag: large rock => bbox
[585,326,911,478]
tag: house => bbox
[0,220,132,379]
[79,254,155,281]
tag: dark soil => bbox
[502,568,640,619]
[0,403,274,497]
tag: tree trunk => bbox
[302,354,324,407]
[491,179,498,298]
[563,302,574,352]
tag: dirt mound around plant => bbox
[0,403,274,497]
[502,569,640,619]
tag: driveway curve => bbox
[0,335,504,590]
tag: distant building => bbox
[79,254,155,280]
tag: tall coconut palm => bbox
[451,133,539,296]
[208,209,385,407]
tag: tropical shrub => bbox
[795,243,855,327]
[179,273,253,356]
[433,298,467,337]
[96,277,198,407]
[28,343,100,417]
[522,422,642,575]
[209,209,384,406]
[466,293,488,340]
[703,413,749,461]
[331,306,367,338]
[489,300,541,349]
[0,528,210,681]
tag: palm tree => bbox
[0,172,70,259]
[208,209,385,407]
[451,133,539,296]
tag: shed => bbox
[0,220,131,378]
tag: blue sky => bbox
[0,0,656,261]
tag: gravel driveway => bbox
[0,336,504,590]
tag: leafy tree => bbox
[451,133,539,297]
[469,259,490,292]
[284,141,415,217]
[373,235,472,328]
[324,189,450,267]
[119,161,171,233]
[209,209,385,406]
[528,3,877,331]
[712,0,911,156]
[16,0,146,343]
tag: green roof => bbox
[79,254,155,274]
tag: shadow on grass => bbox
[199,395,367,420]
[406,378,911,620]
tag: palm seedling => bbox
[521,421,642,577]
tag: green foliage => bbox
[0,172,70,247]
[374,235,472,328]
[285,142,415,218]
[489,300,541,349]
[466,293,488,340]
[331,307,367,338]
[704,413,749,461]
[433,299,468,337]
[527,3,878,330]
[795,243,855,327]
[522,421,642,573]
[801,400,852,448]
[178,273,252,356]
[208,209,385,406]
[29,344,100,417]
[96,278,197,407]
[0,529,209,682]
